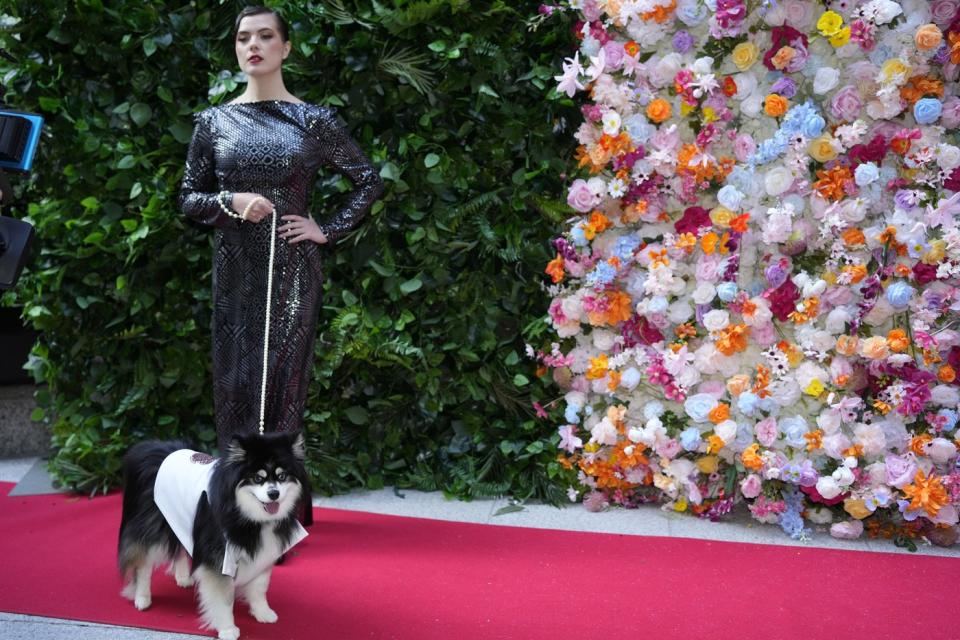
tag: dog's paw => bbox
[175,574,195,588]
[217,626,241,640]
[251,605,278,624]
[134,595,152,611]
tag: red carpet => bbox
[0,481,958,639]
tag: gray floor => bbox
[1,455,957,639]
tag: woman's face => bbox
[235,13,290,77]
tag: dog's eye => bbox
[276,471,287,482]
[253,473,267,484]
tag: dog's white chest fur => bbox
[154,449,307,585]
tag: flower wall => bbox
[540,0,960,545]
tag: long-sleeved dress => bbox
[178,100,383,451]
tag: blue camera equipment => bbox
[0,109,43,172]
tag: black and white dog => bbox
[118,432,310,640]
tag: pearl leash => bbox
[216,191,275,435]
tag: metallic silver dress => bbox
[178,101,383,450]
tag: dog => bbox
[117,432,310,640]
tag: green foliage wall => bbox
[0,1,577,500]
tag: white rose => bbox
[823,433,852,459]
[938,144,960,171]
[702,309,730,332]
[816,476,843,500]
[870,0,903,25]
[741,94,763,117]
[817,411,842,435]
[627,426,644,443]
[813,67,840,94]
[620,367,641,390]
[795,362,828,390]
[763,3,786,25]
[734,73,758,99]
[586,176,606,197]
[928,438,957,465]
[650,53,683,88]
[853,423,887,458]
[715,419,739,444]
[783,0,815,27]
[601,111,621,136]
[692,282,717,305]
[764,167,795,196]
[667,300,693,324]
[832,465,855,487]
[825,307,853,335]
[931,384,960,406]
[591,329,616,351]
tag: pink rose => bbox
[582,0,602,22]
[831,85,863,123]
[657,438,681,459]
[885,454,917,489]
[752,322,777,346]
[567,178,600,213]
[755,417,779,447]
[698,380,727,398]
[942,97,960,129]
[740,473,763,499]
[821,285,854,307]
[830,520,864,540]
[784,0,814,26]
[931,0,960,26]
[694,255,722,282]
[733,134,756,162]
[602,41,624,70]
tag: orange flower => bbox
[788,297,820,324]
[950,30,960,64]
[722,76,738,97]
[753,365,772,398]
[887,329,909,353]
[813,165,855,201]
[902,470,949,517]
[842,444,864,459]
[916,24,944,52]
[841,264,868,284]
[726,374,751,396]
[730,213,750,233]
[804,429,824,452]
[764,94,789,117]
[606,370,622,392]
[586,290,634,327]
[586,354,609,380]
[642,0,677,23]
[675,323,697,340]
[624,40,640,57]
[741,443,764,471]
[938,364,956,384]
[706,434,725,454]
[582,211,613,240]
[910,433,933,457]
[770,46,796,70]
[646,98,672,123]
[545,254,565,283]
[841,227,866,247]
[708,403,730,424]
[715,324,750,356]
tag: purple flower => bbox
[771,77,798,99]
[672,30,695,53]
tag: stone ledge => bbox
[0,385,50,457]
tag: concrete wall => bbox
[0,385,49,457]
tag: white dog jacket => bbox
[154,449,308,585]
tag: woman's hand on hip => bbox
[279,214,328,245]
[232,192,275,223]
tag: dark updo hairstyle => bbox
[234,5,290,42]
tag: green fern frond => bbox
[378,44,437,96]
[317,0,373,27]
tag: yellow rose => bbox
[923,240,947,264]
[731,42,759,71]
[881,58,911,82]
[808,135,839,163]
[817,10,844,37]
[829,26,851,48]
[710,206,734,228]
[696,455,719,474]
[843,498,872,520]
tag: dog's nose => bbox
[267,487,280,501]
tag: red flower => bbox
[913,262,938,285]
[763,26,808,71]
[674,206,711,235]
[765,279,800,322]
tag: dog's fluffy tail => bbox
[118,440,189,574]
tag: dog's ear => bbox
[226,436,247,463]
[290,432,306,461]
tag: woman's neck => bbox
[236,73,298,103]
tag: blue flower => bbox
[680,427,702,451]
[737,392,760,416]
[717,282,738,302]
[564,403,581,424]
[717,185,744,210]
[644,401,665,420]
[780,416,808,448]
[586,262,617,288]
[914,97,943,125]
[570,226,588,247]
[677,0,709,25]
[801,113,825,138]
[613,234,641,261]
[854,162,879,186]
[885,281,915,309]
[939,409,958,431]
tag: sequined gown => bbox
[178,101,383,451]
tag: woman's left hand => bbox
[279,214,328,245]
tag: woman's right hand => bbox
[231,192,275,223]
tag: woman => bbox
[178,6,383,465]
